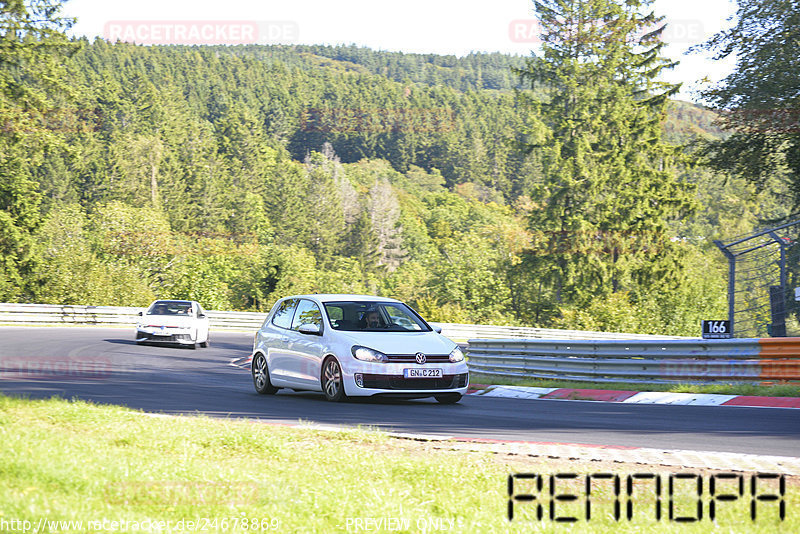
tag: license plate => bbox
[403,368,442,378]
[154,328,170,336]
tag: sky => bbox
[62,0,739,103]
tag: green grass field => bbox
[0,394,796,533]
[469,373,800,397]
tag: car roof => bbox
[148,300,198,308]
[288,294,402,304]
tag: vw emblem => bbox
[415,352,426,364]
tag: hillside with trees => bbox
[1,0,788,336]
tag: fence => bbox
[0,303,688,340]
[467,338,800,384]
[714,219,800,338]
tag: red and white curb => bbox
[469,385,800,409]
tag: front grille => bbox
[139,333,191,342]
[361,373,468,390]
[385,354,451,363]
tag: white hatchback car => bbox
[135,300,210,349]
[251,294,468,403]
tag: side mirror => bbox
[298,323,321,336]
[198,313,206,319]
[433,325,443,334]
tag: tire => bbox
[252,353,278,395]
[200,339,208,348]
[321,357,346,402]
[435,393,462,404]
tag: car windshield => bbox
[147,301,193,316]
[323,301,430,332]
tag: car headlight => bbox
[449,346,465,363]
[351,345,388,363]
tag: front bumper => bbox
[359,373,468,390]
[136,330,194,344]
[341,361,469,397]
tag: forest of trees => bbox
[1,0,793,336]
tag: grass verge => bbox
[0,394,797,533]
[469,373,800,397]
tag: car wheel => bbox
[321,357,346,402]
[200,339,208,348]
[435,393,462,404]
[252,353,277,395]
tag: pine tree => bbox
[518,0,696,307]
[345,209,381,272]
[301,146,348,263]
[0,0,75,300]
[367,178,405,271]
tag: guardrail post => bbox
[715,240,736,338]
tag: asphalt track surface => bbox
[1,327,798,457]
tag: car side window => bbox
[291,299,323,331]
[271,299,298,330]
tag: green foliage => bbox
[696,0,800,209]
[692,0,800,333]
[553,292,648,333]
[0,19,774,335]
[554,243,728,336]
[32,204,154,305]
[0,0,75,300]
[516,0,700,324]
[433,233,513,324]
[0,210,28,300]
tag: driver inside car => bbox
[362,309,384,329]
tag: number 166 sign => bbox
[702,320,732,339]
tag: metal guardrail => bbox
[431,323,688,342]
[0,303,689,339]
[0,303,266,331]
[467,338,800,384]
[3,303,796,383]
